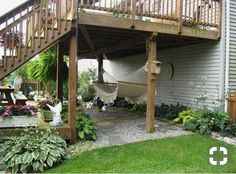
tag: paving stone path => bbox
[85,107,191,149]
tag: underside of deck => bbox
[61,18,217,59]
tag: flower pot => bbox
[4,39,18,49]
[0,31,22,49]
[42,17,53,25]
[40,109,53,122]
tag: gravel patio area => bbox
[85,107,191,149]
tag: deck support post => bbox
[57,42,63,102]
[146,33,157,133]
[97,54,103,83]
[131,0,136,28]
[68,34,78,144]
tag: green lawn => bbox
[46,134,236,173]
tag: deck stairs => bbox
[0,0,73,80]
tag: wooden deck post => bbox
[57,42,63,102]
[131,0,136,28]
[97,54,103,83]
[146,33,157,133]
[68,34,78,144]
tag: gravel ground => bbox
[67,141,94,158]
[85,107,192,149]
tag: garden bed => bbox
[0,124,71,140]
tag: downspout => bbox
[219,0,225,108]
[225,0,230,112]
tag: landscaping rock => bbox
[212,132,236,146]
[67,141,94,158]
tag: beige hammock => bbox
[93,81,147,104]
[93,61,161,104]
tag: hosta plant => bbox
[76,111,97,141]
[184,110,229,135]
[0,128,67,173]
[173,109,200,125]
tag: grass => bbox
[46,134,236,173]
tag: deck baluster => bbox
[3,18,8,71]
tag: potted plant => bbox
[0,30,23,49]
[37,99,54,122]
[41,8,54,26]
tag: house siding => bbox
[104,42,221,108]
[228,0,236,93]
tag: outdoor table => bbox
[0,87,14,106]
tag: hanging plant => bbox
[28,48,68,85]
[0,30,23,49]
[41,8,54,26]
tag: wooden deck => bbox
[79,12,219,39]
[78,0,221,40]
[67,0,222,59]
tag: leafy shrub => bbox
[76,111,97,141]
[224,122,236,137]
[60,106,96,140]
[79,85,96,102]
[155,103,188,119]
[131,103,146,113]
[0,129,67,173]
[184,111,229,135]
[174,110,200,125]
[78,68,96,102]
[61,102,69,122]
[113,97,134,109]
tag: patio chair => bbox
[13,76,23,93]
[11,77,27,105]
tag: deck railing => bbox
[78,0,221,30]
